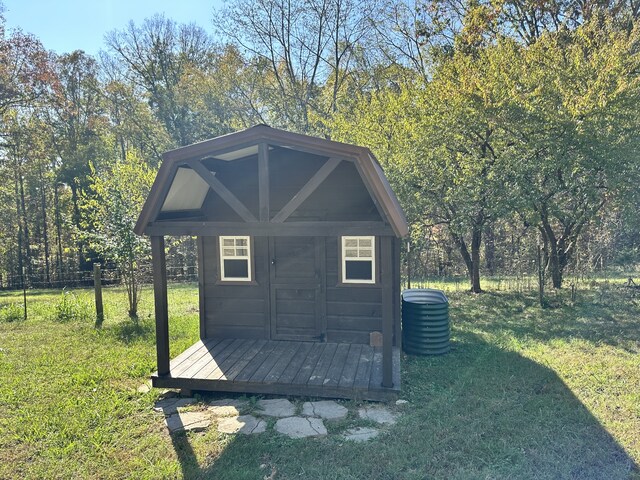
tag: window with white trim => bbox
[220,236,252,281]
[342,236,375,284]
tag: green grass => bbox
[0,281,638,479]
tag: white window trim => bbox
[219,236,252,282]
[341,236,376,284]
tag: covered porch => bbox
[152,338,401,401]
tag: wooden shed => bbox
[135,125,409,401]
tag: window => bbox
[220,236,252,281]
[342,236,375,284]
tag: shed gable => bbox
[135,125,409,237]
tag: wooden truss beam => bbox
[187,159,257,223]
[271,157,342,223]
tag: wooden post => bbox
[93,263,103,326]
[151,236,170,376]
[196,236,206,340]
[381,237,394,388]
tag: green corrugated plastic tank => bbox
[402,289,450,355]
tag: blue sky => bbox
[3,0,224,56]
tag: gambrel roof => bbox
[135,125,409,237]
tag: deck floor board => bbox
[153,338,400,401]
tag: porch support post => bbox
[381,236,394,388]
[151,235,170,376]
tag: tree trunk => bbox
[470,225,482,293]
[452,229,483,293]
[54,183,64,281]
[18,167,32,279]
[39,163,51,285]
[484,224,496,275]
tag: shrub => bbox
[54,291,91,323]
[0,303,24,322]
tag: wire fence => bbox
[0,264,199,291]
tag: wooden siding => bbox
[325,237,384,344]
[201,236,269,339]
[200,234,399,346]
[268,147,329,219]
[290,161,382,222]
[152,338,401,401]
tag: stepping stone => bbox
[137,382,151,394]
[217,415,266,435]
[207,399,245,417]
[395,399,409,406]
[358,405,397,425]
[257,398,295,417]
[343,427,380,442]
[301,401,348,420]
[154,397,197,415]
[165,411,211,433]
[275,416,327,439]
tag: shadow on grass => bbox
[112,319,154,344]
[166,330,638,479]
[451,289,640,352]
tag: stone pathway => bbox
[257,398,296,417]
[302,400,348,420]
[165,411,211,433]
[217,415,266,435]
[154,395,404,440]
[275,416,327,438]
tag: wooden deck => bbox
[152,338,401,401]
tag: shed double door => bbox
[269,237,325,341]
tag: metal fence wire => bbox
[0,264,199,290]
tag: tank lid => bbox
[401,288,448,304]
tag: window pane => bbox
[223,238,235,246]
[223,248,235,256]
[359,249,372,258]
[224,259,249,279]
[236,248,248,257]
[345,260,372,281]
[359,238,372,247]
[345,249,358,258]
[235,238,248,246]
[344,239,357,247]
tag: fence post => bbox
[94,263,104,326]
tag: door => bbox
[269,236,324,341]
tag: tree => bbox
[0,11,53,115]
[103,15,226,147]
[83,152,155,318]
[47,50,111,272]
[505,18,640,287]
[214,0,376,132]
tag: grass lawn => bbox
[0,281,638,479]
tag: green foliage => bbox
[0,303,24,322]
[330,15,640,289]
[53,290,91,323]
[83,151,155,317]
